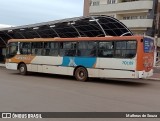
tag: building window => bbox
[121,0,138,2]
[123,15,147,20]
[90,1,100,6]
[107,0,116,4]
[140,15,147,19]
[109,15,115,18]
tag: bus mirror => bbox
[141,39,143,42]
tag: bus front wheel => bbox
[75,67,88,81]
[19,63,27,75]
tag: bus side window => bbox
[31,42,43,55]
[115,41,136,58]
[78,41,97,57]
[77,42,86,56]
[20,42,31,55]
[50,42,59,56]
[126,41,136,58]
[98,42,114,57]
[59,42,76,56]
[88,42,97,57]
[59,42,64,56]
[44,42,50,56]
[115,41,127,58]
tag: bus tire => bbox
[19,63,27,75]
[74,67,88,81]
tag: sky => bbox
[0,0,84,26]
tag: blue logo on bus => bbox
[62,57,97,68]
[122,61,134,66]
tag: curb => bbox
[147,78,160,81]
[154,66,160,68]
[0,64,5,67]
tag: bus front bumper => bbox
[5,63,18,70]
[137,69,153,79]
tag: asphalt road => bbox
[0,67,160,120]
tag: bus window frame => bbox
[98,40,137,59]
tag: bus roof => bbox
[8,36,144,43]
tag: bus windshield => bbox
[6,42,18,58]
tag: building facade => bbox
[84,0,159,36]
[84,0,160,65]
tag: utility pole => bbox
[154,1,159,67]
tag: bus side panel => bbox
[31,56,63,66]
[96,58,136,78]
[42,65,68,75]
[99,69,136,78]
[97,58,136,70]
[87,68,99,77]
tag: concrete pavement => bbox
[149,67,160,80]
[0,63,5,67]
[0,68,160,112]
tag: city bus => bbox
[5,36,154,81]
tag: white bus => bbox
[6,36,154,81]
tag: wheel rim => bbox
[79,71,85,79]
[76,68,87,81]
[20,66,25,73]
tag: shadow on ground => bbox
[10,71,149,87]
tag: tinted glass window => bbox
[98,42,114,57]
[31,42,43,55]
[7,42,18,57]
[127,41,136,49]
[20,42,31,55]
[59,42,76,56]
[126,41,137,58]
[116,41,126,49]
[98,40,136,58]
[43,42,59,56]
[115,41,136,58]
[78,41,97,57]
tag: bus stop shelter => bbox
[0,15,133,61]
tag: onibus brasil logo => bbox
[1,113,42,119]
